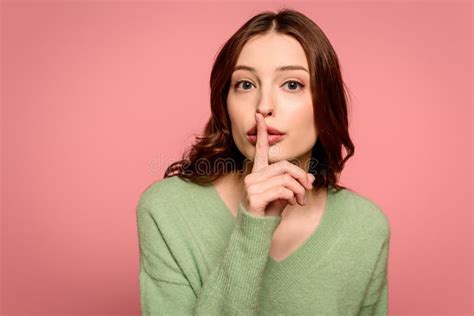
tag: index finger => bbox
[251,113,269,173]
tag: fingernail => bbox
[307,173,315,184]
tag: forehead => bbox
[235,32,309,72]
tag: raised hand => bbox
[242,113,315,217]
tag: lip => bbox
[246,124,285,136]
[246,134,286,145]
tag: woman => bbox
[136,8,390,315]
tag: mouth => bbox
[246,124,285,136]
[246,134,286,145]
[246,124,286,145]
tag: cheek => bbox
[287,100,314,125]
[227,95,246,122]
[302,106,317,135]
[287,102,317,141]
[227,103,247,143]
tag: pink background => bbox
[1,1,472,315]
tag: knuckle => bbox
[285,160,295,170]
[284,160,297,173]
[278,186,286,195]
[247,184,256,195]
[247,195,256,206]
[297,186,305,195]
[279,160,290,170]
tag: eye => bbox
[234,80,254,91]
[233,79,305,92]
[283,80,305,91]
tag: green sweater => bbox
[136,175,390,315]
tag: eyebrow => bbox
[233,65,309,73]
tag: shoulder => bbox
[136,176,195,216]
[332,187,390,241]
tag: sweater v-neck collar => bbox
[181,176,344,296]
[208,181,340,269]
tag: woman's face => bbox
[227,32,317,167]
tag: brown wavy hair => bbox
[164,8,355,192]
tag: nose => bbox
[255,83,276,118]
[256,101,274,118]
[256,108,272,118]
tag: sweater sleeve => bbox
[137,199,281,316]
[358,234,390,316]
